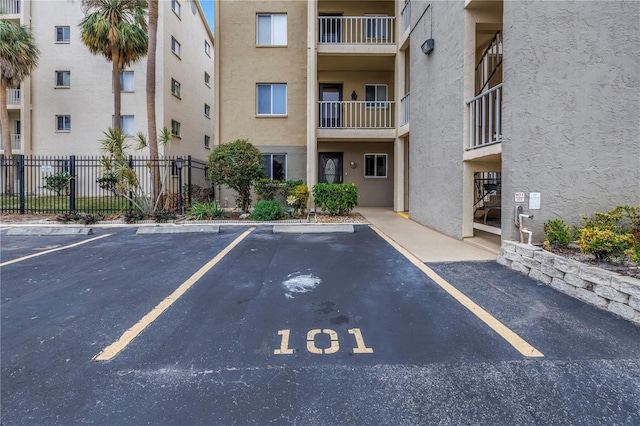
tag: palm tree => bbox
[146,0,160,203]
[79,0,148,131]
[0,20,40,194]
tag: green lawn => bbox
[0,195,131,214]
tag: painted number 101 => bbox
[274,328,373,355]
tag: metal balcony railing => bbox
[401,0,411,34]
[467,83,503,149]
[6,89,21,105]
[400,92,410,126]
[0,0,20,14]
[475,31,502,96]
[319,16,395,45]
[319,101,395,129]
[11,134,21,150]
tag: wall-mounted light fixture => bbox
[349,161,357,169]
[421,38,435,55]
[351,91,358,101]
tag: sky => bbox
[200,0,214,32]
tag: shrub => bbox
[543,219,577,249]
[578,228,633,262]
[43,171,72,196]
[255,179,281,201]
[123,210,146,223]
[250,199,285,221]
[207,139,264,212]
[96,171,119,196]
[286,184,310,216]
[312,183,358,215]
[153,208,177,223]
[281,179,304,198]
[55,211,103,224]
[187,201,226,220]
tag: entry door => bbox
[318,153,343,184]
[319,84,342,128]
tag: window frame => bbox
[261,154,288,181]
[171,78,181,98]
[204,103,211,118]
[55,26,70,43]
[171,119,181,137]
[171,0,181,17]
[256,83,287,116]
[120,70,134,92]
[204,72,211,86]
[204,40,211,56]
[204,135,211,149]
[171,36,181,57]
[55,115,71,132]
[364,153,388,178]
[55,70,70,88]
[119,115,135,136]
[364,84,388,108]
[256,13,288,46]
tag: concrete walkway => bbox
[356,207,498,262]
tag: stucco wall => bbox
[408,0,466,238]
[501,1,640,241]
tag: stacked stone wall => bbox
[497,241,640,325]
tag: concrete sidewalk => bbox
[356,207,498,262]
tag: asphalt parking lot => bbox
[1,225,639,425]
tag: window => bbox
[171,78,181,98]
[204,135,211,149]
[204,72,211,86]
[55,26,70,43]
[366,15,388,39]
[120,115,134,135]
[257,14,287,46]
[120,71,134,92]
[171,36,181,57]
[365,84,388,107]
[56,115,71,131]
[171,120,181,137]
[364,154,387,178]
[55,71,70,87]
[261,154,287,181]
[171,0,181,17]
[257,84,286,115]
[204,103,211,117]
[204,40,211,56]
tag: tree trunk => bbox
[112,49,121,131]
[147,0,161,206]
[0,82,14,195]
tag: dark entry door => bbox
[319,84,342,128]
[318,152,343,184]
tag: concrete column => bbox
[306,0,318,191]
[394,137,406,212]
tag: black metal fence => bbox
[0,155,212,215]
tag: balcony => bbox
[318,101,396,140]
[318,16,396,56]
[400,92,410,126]
[0,0,20,15]
[6,88,21,106]
[467,83,502,152]
[0,134,22,151]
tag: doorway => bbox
[319,84,342,128]
[318,152,343,184]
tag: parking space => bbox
[1,225,639,424]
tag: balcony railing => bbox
[401,0,411,34]
[475,31,502,95]
[0,0,21,14]
[467,83,502,149]
[319,101,395,129]
[400,92,410,126]
[6,89,21,105]
[0,134,21,151]
[319,16,395,45]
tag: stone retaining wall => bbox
[497,241,640,326]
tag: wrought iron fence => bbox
[0,155,212,215]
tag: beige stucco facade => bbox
[1,0,214,161]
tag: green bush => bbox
[55,211,104,224]
[312,183,358,215]
[281,179,304,198]
[43,171,72,196]
[543,218,577,249]
[578,228,633,262]
[96,171,119,196]
[627,243,640,264]
[286,184,310,216]
[250,199,285,221]
[153,208,177,223]
[187,201,226,220]
[255,179,281,201]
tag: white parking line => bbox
[0,234,113,267]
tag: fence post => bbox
[128,156,134,212]
[18,155,25,214]
[187,155,192,208]
[69,155,76,212]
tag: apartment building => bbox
[215,0,639,242]
[1,0,214,160]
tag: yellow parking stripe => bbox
[94,227,255,362]
[370,225,544,358]
[0,234,113,267]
